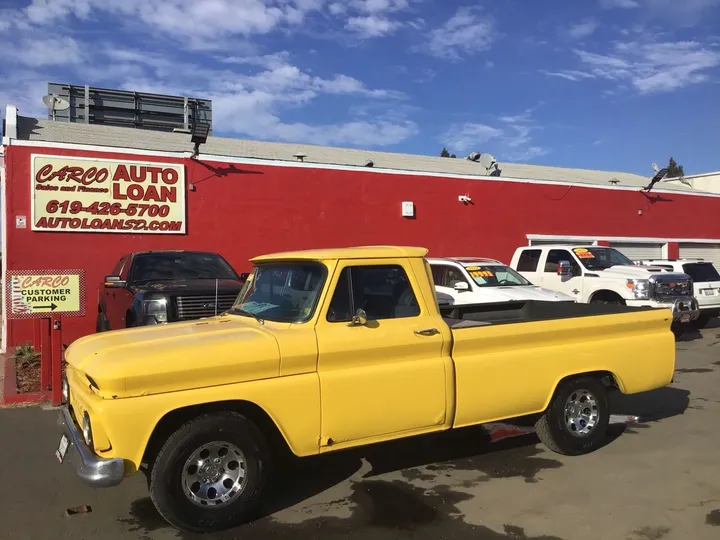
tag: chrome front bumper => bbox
[667,297,700,322]
[57,405,125,488]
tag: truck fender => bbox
[541,370,624,413]
[141,399,298,469]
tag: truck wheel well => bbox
[590,290,625,304]
[557,370,620,391]
[142,400,293,469]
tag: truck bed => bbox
[440,300,657,328]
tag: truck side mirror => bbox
[557,261,573,277]
[104,275,126,288]
[453,282,470,292]
[348,308,368,327]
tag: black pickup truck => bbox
[97,250,246,331]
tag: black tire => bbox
[96,311,109,332]
[535,376,610,456]
[692,315,711,330]
[590,296,625,306]
[149,412,270,533]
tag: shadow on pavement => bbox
[609,385,690,423]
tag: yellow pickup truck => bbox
[56,246,675,533]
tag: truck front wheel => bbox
[149,412,270,533]
[535,376,610,456]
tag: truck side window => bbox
[431,265,469,288]
[545,249,581,275]
[516,250,541,272]
[327,265,421,322]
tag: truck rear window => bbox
[682,263,720,282]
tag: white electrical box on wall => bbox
[401,201,415,217]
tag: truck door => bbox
[539,248,583,299]
[315,260,448,447]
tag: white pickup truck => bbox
[633,258,720,329]
[428,257,575,305]
[509,245,700,325]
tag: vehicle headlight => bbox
[144,298,168,323]
[626,279,651,300]
[82,412,93,448]
[61,377,69,404]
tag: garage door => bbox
[679,243,720,271]
[609,242,664,261]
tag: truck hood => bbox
[464,286,574,303]
[65,316,280,398]
[130,278,244,295]
[593,265,666,279]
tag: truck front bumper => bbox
[628,297,700,323]
[57,405,125,488]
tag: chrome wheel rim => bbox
[563,390,599,437]
[181,441,247,507]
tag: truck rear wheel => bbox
[149,412,270,533]
[535,376,609,456]
[691,314,711,330]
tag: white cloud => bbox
[424,6,495,60]
[599,0,639,8]
[440,107,548,162]
[540,41,720,94]
[567,20,599,40]
[600,0,720,25]
[0,0,424,148]
[346,15,400,37]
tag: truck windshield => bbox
[682,263,720,282]
[573,247,634,270]
[130,252,239,283]
[230,262,326,323]
[465,265,532,287]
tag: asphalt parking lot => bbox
[2,325,720,540]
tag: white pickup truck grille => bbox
[176,294,237,320]
[654,278,693,300]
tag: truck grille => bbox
[654,278,692,301]
[176,294,237,320]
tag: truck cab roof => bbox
[427,257,504,266]
[251,246,429,262]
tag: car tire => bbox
[590,297,625,306]
[692,315,710,330]
[535,376,610,456]
[149,411,270,533]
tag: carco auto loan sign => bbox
[31,155,186,234]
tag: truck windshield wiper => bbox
[228,306,265,325]
[131,277,178,285]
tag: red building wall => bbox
[5,143,720,347]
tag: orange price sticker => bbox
[573,248,595,259]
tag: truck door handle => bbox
[415,328,440,336]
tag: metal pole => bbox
[40,318,51,391]
[51,316,63,405]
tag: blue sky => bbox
[1,0,719,176]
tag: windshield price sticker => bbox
[470,270,494,278]
[573,248,595,259]
[465,266,481,271]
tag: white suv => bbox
[428,257,575,305]
[633,259,720,328]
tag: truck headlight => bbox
[144,299,168,323]
[626,279,651,300]
[61,377,69,404]
[82,412,93,448]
